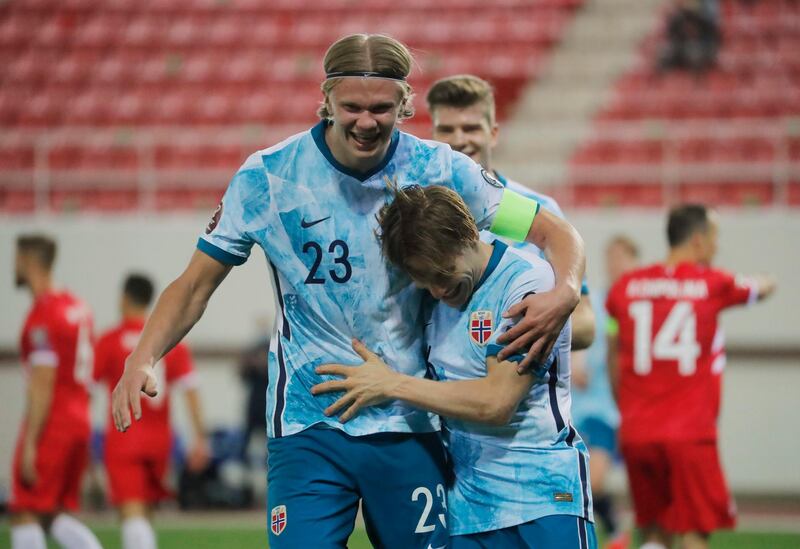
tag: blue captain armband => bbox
[489,190,540,242]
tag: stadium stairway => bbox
[494,0,664,194]
[566,0,800,207]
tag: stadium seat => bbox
[568,0,799,208]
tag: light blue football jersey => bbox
[425,240,593,535]
[481,172,589,295]
[570,288,620,428]
[198,121,505,438]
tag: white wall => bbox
[1,210,797,349]
[1,210,798,497]
[0,213,275,350]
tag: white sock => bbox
[51,513,103,549]
[11,523,47,549]
[640,543,669,549]
[122,516,157,549]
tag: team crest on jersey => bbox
[481,168,503,189]
[270,505,287,536]
[469,310,494,346]
[205,201,223,234]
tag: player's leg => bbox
[266,426,361,548]
[620,441,672,548]
[9,513,47,549]
[357,431,449,549]
[680,531,710,549]
[120,501,156,549]
[49,436,102,549]
[9,431,100,549]
[9,431,49,549]
[581,417,619,537]
[50,513,103,549]
[107,451,158,549]
[516,514,598,549]
[664,440,735,546]
[639,527,672,549]
[450,526,521,549]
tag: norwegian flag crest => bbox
[469,310,494,346]
[271,505,287,536]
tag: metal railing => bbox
[1,118,798,213]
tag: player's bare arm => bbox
[112,250,231,432]
[313,340,534,426]
[570,295,596,350]
[22,364,56,486]
[497,207,585,372]
[183,386,211,472]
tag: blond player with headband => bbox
[111,34,586,548]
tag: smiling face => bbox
[324,77,405,173]
[431,102,498,170]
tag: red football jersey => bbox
[606,262,756,443]
[94,318,195,456]
[19,290,93,437]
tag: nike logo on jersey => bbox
[427,545,447,549]
[301,216,331,228]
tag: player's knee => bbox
[10,511,41,527]
[119,500,149,520]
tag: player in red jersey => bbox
[606,205,776,549]
[94,273,209,549]
[9,235,102,549]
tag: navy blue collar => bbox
[311,120,400,182]
[494,171,509,187]
[461,239,508,310]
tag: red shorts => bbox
[10,430,90,514]
[621,439,736,534]
[105,451,172,505]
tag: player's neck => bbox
[27,272,53,300]
[472,241,494,281]
[666,247,700,267]
[121,306,148,322]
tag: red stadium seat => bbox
[568,0,799,208]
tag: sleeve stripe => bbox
[747,283,759,306]
[489,190,540,242]
[28,350,58,368]
[197,238,247,266]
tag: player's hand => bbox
[186,437,211,473]
[312,339,401,423]
[112,358,159,432]
[496,285,578,374]
[21,439,37,487]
